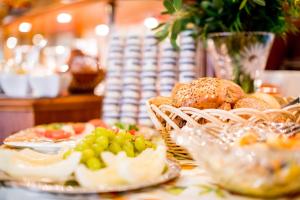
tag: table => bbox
[0,95,103,141]
[1,164,298,200]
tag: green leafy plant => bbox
[155,0,299,93]
[155,0,300,47]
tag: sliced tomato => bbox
[129,130,136,135]
[44,130,71,140]
[72,123,85,135]
[88,119,108,128]
[35,129,46,137]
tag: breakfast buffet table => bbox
[1,164,299,200]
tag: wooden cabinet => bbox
[0,95,102,141]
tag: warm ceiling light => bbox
[19,22,32,33]
[32,34,47,47]
[55,45,66,54]
[57,13,72,23]
[144,17,159,29]
[6,37,18,49]
[95,24,109,36]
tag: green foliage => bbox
[155,0,300,46]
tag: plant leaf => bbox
[155,23,170,41]
[170,19,182,49]
[163,0,175,14]
[253,0,266,6]
[213,0,223,8]
[152,23,165,31]
[201,1,211,9]
[161,10,170,15]
[239,0,248,10]
[173,0,182,10]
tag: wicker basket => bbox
[146,101,300,160]
[69,71,105,94]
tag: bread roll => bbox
[149,96,173,107]
[249,93,281,109]
[171,77,245,109]
[234,97,274,111]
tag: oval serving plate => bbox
[0,159,180,194]
[3,141,77,153]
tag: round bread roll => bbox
[171,77,245,109]
[149,96,173,107]
[272,95,288,107]
[249,93,281,109]
[234,97,274,111]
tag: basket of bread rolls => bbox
[146,77,300,160]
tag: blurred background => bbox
[0,0,299,72]
[0,0,165,71]
[0,0,299,138]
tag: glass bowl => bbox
[172,123,300,198]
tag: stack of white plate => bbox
[120,35,141,124]
[103,35,124,124]
[138,33,159,126]
[178,30,197,83]
[158,40,178,97]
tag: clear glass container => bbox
[206,32,274,93]
[172,123,300,198]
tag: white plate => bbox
[4,141,76,153]
[3,123,94,153]
[0,159,180,194]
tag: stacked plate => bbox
[103,30,199,127]
[139,33,159,126]
[120,35,141,124]
[178,30,197,83]
[103,35,124,124]
[159,40,178,97]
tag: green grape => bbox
[124,132,134,141]
[83,134,96,145]
[109,142,122,154]
[95,128,115,140]
[145,141,154,148]
[96,136,109,149]
[82,149,95,162]
[92,143,104,154]
[114,134,126,145]
[75,142,89,151]
[63,149,73,159]
[134,136,146,152]
[116,131,133,144]
[86,157,103,170]
[123,141,135,157]
[124,148,135,157]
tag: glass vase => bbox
[206,32,274,93]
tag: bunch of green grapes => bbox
[64,127,155,171]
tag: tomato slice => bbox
[44,130,71,140]
[129,130,136,135]
[72,123,85,135]
[88,119,108,128]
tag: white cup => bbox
[29,74,60,97]
[1,73,29,97]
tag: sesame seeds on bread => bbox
[171,77,245,109]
